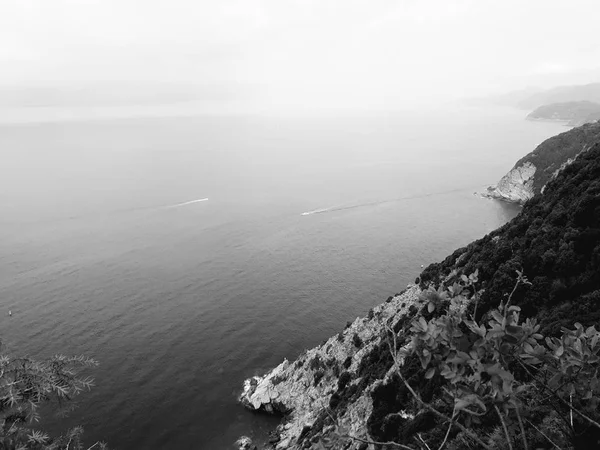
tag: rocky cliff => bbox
[238,142,600,450]
[238,284,477,450]
[239,286,423,449]
[484,121,600,204]
[483,161,537,204]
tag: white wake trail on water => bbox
[300,185,492,216]
[300,202,379,216]
[165,198,209,208]
[301,208,331,216]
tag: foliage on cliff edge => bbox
[0,344,105,450]
[312,270,600,449]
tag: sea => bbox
[0,103,567,449]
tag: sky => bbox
[1,0,600,110]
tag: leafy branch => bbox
[385,270,600,449]
[0,345,107,449]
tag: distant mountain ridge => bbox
[467,82,600,110]
[517,82,600,109]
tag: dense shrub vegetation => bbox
[421,141,600,336]
[389,271,600,449]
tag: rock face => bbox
[239,285,423,450]
[236,436,258,450]
[483,122,600,204]
[483,161,536,204]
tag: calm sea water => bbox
[0,105,566,449]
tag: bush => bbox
[343,356,352,369]
[309,355,325,372]
[337,371,352,391]
[329,392,341,409]
[332,363,341,378]
[314,369,325,386]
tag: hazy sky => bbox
[2,0,600,108]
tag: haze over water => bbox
[0,105,567,448]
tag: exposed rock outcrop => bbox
[483,122,600,204]
[483,161,536,204]
[239,285,423,449]
[236,436,258,450]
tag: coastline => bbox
[525,116,570,124]
[525,116,579,127]
[478,185,528,205]
[237,285,424,449]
